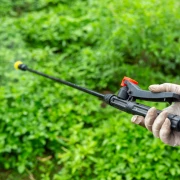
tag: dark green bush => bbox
[0,0,180,179]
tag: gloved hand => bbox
[131,83,180,146]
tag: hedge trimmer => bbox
[14,61,180,131]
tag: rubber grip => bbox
[105,95,180,131]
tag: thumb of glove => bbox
[131,115,145,127]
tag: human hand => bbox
[131,83,180,146]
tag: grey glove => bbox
[131,83,180,146]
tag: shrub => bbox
[0,0,180,179]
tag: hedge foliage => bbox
[0,0,180,179]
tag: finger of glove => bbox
[159,118,174,146]
[144,107,157,132]
[131,115,145,127]
[152,111,168,138]
[149,83,180,94]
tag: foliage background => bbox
[0,0,180,179]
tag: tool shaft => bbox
[27,67,105,99]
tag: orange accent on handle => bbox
[121,76,138,87]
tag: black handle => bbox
[125,81,180,103]
[104,94,180,131]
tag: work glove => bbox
[131,83,180,146]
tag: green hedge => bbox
[0,0,180,179]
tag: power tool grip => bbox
[104,95,180,131]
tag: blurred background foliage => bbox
[0,0,180,179]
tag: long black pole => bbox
[24,66,105,99]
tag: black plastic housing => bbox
[104,94,180,131]
[119,81,180,103]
